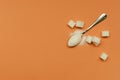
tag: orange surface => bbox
[0,0,119,80]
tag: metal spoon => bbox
[68,13,107,47]
[82,13,107,34]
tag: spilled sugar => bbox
[79,36,87,46]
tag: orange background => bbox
[0,0,119,80]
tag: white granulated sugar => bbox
[92,36,101,46]
[79,36,87,46]
[70,30,84,37]
[76,21,84,28]
[68,33,83,47]
[100,52,108,61]
[67,20,76,28]
[102,30,110,37]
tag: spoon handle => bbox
[83,13,107,34]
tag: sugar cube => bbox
[92,36,101,46]
[67,20,76,28]
[102,30,110,37]
[86,36,93,44]
[76,21,84,28]
[100,52,108,61]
